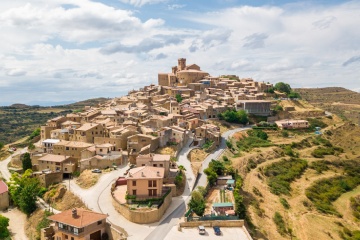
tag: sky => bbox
[0,0,359,106]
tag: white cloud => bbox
[0,0,360,105]
[167,4,185,10]
[120,0,167,7]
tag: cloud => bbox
[119,0,167,7]
[312,16,337,30]
[342,55,360,67]
[100,36,183,54]
[155,53,167,60]
[243,33,268,49]
[168,4,185,10]
[189,29,232,52]
[6,68,26,76]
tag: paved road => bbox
[66,163,155,239]
[144,126,250,240]
[0,147,28,181]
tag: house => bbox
[235,100,272,116]
[217,175,233,185]
[212,202,234,215]
[79,144,123,171]
[275,119,309,129]
[0,181,9,210]
[42,139,60,153]
[126,166,165,200]
[71,123,104,143]
[53,141,94,160]
[37,154,77,177]
[44,208,107,240]
[136,154,170,177]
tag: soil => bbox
[76,169,100,189]
[44,184,87,211]
[25,208,45,240]
[1,207,27,240]
[188,148,208,175]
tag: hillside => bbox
[295,87,360,124]
[0,97,108,144]
[223,115,360,239]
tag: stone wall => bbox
[180,220,244,228]
[106,223,128,240]
[112,189,172,224]
[38,172,63,187]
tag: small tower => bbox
[178,58,186,71]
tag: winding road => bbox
[65,126,250,240]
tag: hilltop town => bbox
[1,58,360,240]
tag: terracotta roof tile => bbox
[48,208,107,228]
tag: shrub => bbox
[309,160,330,174]
[264,158,308,195]
[350,195,360,220]
[253,187,263,197]
[219,109,249,124]
[226,140,233,149]
[280,198,290,209]
[273,212,288,236]
[283,145,297,157]
[281,130,289,138]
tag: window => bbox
[160,164,163,167]
[132,180,136,186]
[132,190,136,195]
[148,180,156,187]
[66,147,69,150]
[71,237,74,240]
[97,220,102,225]
[153,164,157,167]
[65,235,68,239]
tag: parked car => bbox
[198,225,206,235]
[92,169,102,173]
[213,226,221,235]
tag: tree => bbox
[29,128,40,140]
[175,94,183,103]
[188,190,206,216]
[220,109,248,124]
[274,82,292,94]
[204,168,217,186]
[8,169,40,216]
[178,165,186,171]
[0,142,4,151]
[197,186,207,197]
[0,215,10,238]
[208,160,225,175]
[22,152,32,172]
[226,140,233,149]
[28,142,35,151]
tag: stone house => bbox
[37,154,77,176]
[235,100,272,116]
[53,141,94,160]
[70,123,104,143]
[275,119,309,129]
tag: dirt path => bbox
[333,185,360,229]
[2,208,28,240]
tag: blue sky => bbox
[0,0,359,105]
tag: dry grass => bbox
[0,150,10,161]
[25,209,45,240]
[76,169,100,189]
[188,148,208,175]
[155,145,177,156]
[54,190,88,211]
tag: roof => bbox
[38,154,70,163]
[226,179,235,184]
[126,166,165,179]
[0,181,8,194]
[213,202,234,208]
[76,123,99,131]
[54,141,93,148]
[217,175,233,180]
[48,208,107,228]
[152,154,171,161]
[43,139,60,144]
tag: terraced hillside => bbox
[295,87,360,124]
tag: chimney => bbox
[72,208,77,218]
[141,172,145,177]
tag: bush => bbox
[309,160,330,174]
[273,212,288,236]
[350,195,360,220]
[306,164,360,216]
[311,147,342,158]
[226,140,233,149]
[307,118,328,130]
[281,130,289,138]
[0,215,10,238]
[219,109,248,124]
[280,198,290,209]
[264,158,308,195]
[283,145,297,157]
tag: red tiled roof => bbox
[0,181,8,194]
[48,208,107,228]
